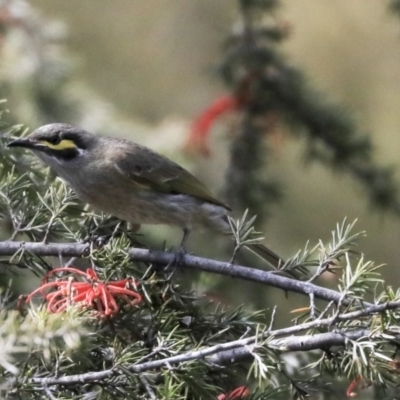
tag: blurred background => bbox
[2,0,400,310]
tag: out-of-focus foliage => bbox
[0,0,147,138]
[220,0,400,223]
[390,0,400,15]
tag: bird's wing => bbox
[113,143,231,210]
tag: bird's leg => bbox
[111,221,125,239]
[180,228,191,250]
[169,228,191,268]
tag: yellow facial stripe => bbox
[40,139,77,150]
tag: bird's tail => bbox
[245,243,305,280]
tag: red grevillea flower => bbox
[217,386,249,400]
[24,267,142,318]
[185,95,240,157]
[186,71,284,157]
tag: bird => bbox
[7,123,286,272]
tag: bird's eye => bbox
[48,135,61,145]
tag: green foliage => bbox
[2,129,400,397]
[228,210,265,262]
[0,306,88,376]
[0,124,268,398]
[1,0,400,398]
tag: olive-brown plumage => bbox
[7,123,283,269]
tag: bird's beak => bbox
[7,138,39,150]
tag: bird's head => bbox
[7,123,97,161]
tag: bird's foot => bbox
[164,227,190,269]
[174,245,187,266]
[164,246,186,270]
[82,233,111,248]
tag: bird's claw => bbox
[174,246,187,267]
[83,233,111,248]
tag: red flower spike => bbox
[217,386,250,400]
[186,71,263,157]
[24,267,142,318]
[185,95,239,157]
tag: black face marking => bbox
[46,134,61,145]
[56,148,80,160]
[41,146,80,161]
[8,124,96,163]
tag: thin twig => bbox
[309,293,315,319]
[42,213,56,244]
[28,299,400,387]
[137,375,156,400]
[307,260,331,283]
[268,306,277,331]
[0,240,370,306]
[29,327,379,387]
[42,385,57,400]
